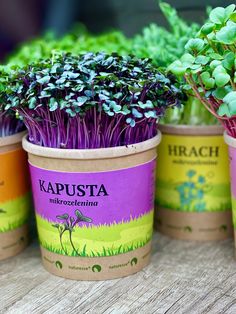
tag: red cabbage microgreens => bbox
[0,67,25,137]
[0,111,25,137]
[4,52,184,148]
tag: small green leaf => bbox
[225,4,236,18]
[217,103,231,117]
[209,53,223,61]
[49,98,58,111]
[181,53,195,65]
[29,97,37,109]
[126,117,135,127]
[209,7,227,25]
[185,39,205,53]
[199,23,215,36]
[144,111,157,118]
[223,91,236,104]
[77,96,88,106]
[228,100,236,116]
[168,60,187,76]
[132,108,143,118]
[212,87,231,100]
[99,72,111,77]
[200,72,215,89]
[138,100,154,109]
[212,65,224,75]
[215,73,231,87]
[216,23,236,44]
[56,77,66,85]
[222,52,235,70]
[195,55,210,65]
[230,12,236,22]
[66,108,76,117]
[37,75,50,85]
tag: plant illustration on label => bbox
[52,209,92,256]
[39,180,109,197]
[176,170,209,212]
[30,160,155,259]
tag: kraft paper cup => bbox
[155,125,232,241]
[23,132,161,280]
[0,131,31,260]
[224,132,236,251]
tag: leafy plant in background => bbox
[0,111,25,137]
[6,25,88,67]
[133,1,216,125]
[72,31,132,56]
[7,28,132,68]
[2,52,183,148]
[53,210,92,256]
[176,170,209,212]
[133,1,199,67]
[169,4,236,136]
[0,67,25,137]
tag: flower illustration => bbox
[186,170,196,179]
[198,176,205,184]
[176,170,207,212]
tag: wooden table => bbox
[1,232,236,314]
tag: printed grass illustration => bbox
[156,176,231,212]
[232,198,236,229]
[36,210,153,257]
[52,210,92,256]
[0,193,31,232]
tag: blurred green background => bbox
[0,0,233,60]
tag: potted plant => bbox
[3,52,183,280]
[0,70,31,260]
[169,4,236,241]
[134,2,232,241]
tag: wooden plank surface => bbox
[1,232,236,314]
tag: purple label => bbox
[229,147,236,199]
[29,160,156,225]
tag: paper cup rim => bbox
[22,131,162,160]
[0,131,27,148]
[224,131,236,148]
[159,124,223,136]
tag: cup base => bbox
[40,241,152,280]
[155,208,233,241]
[0,224,29,261]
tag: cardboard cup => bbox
[155,125,232,241]
[224,132,236,249]
[0,131,30,260]
[23,132,161,280]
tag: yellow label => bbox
[156,134,231,212]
